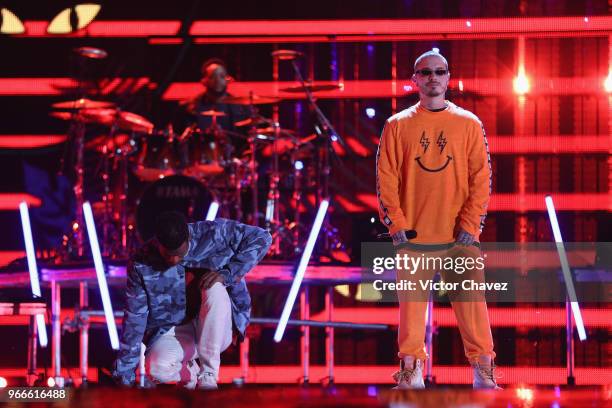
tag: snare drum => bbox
[135,175,214,242]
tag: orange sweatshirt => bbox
[376,101,491,244]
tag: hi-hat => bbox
[271,49,304,60]
[52,98,115,110]
[200,110,226,117]
[74,47,108,59]
[221,95,282,105]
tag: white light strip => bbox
[274,199,329,342]
[18,202,48,347]
[265,199,274,223]
[205,201,220,221]
[83,201,120,349]
[545,196,587,341]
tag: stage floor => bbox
[5,385,609,408]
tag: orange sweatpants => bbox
[396,244,496,363]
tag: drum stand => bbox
[100,117,132,259]
[57,49,105,260]
[287,58,349,260]
[290,151,304,254]
[57,110,87,260]
[264,124,284,255]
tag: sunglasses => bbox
[415,69,448,76]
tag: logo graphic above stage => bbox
[0,4,101,35]
[415,131,453,173]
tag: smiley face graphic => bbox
[415,131,453,172]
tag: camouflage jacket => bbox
[112,218,272,385]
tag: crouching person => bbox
[112,212,272,389]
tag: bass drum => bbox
[136,175,214,242]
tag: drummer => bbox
[182,58,249,140]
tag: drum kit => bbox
[52,47,349,262]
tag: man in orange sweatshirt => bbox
[376,50,500,389]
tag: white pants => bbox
[145,282,233,387]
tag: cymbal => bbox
[85,109,153,134]
[52,98,115,110]
[49,111,74,121]
[200,110,226,117]
[116,111,154,134]
[234,115,272,127]
[221,95,282,105]
[50,110,108,126]
[261,133,316,157]
[52,108,154,134]
[279,84,342,93]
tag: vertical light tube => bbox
[83,201,120,349]
[205,201,220,221]
[19,201,48,347]
[545,196,587,341]
[274,199,329,342]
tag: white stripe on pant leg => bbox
[196,282,233,380]
[139,343,146,387]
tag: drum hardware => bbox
[273,50,350,262]
[100,118,150,258]
[45,49,348,262]
[51,95,154,257]
[133,122,180,182]
[52,46,114,259]
[271,49,304,61]
[264,123,282,252]
[54,102,110,258]
[279,83,342,93]
[200,110,226,118]
[232,94,282,227]
[74,108,154,134]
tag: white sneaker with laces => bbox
[392,358,425,390]
[472,362,502,390]
[197,372,218,390]
[183,360,200,390]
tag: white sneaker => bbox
[472,362,502,390]
[183,360,200,390]
[197,372,218,390]
[392,358,425,389]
